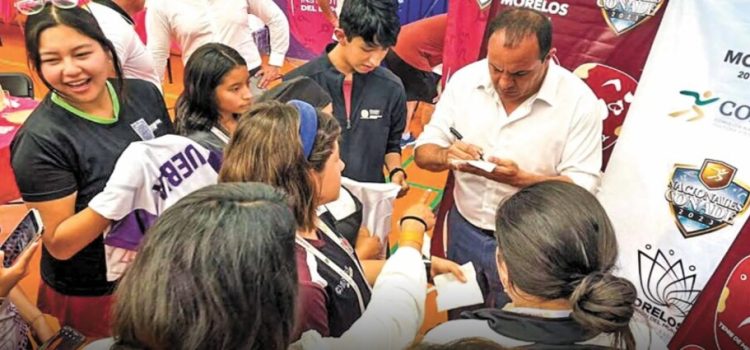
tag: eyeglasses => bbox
[14,0,78,16]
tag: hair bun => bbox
[569,272,636,334]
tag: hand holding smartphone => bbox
[1,208,43,268]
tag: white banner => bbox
[598,1,750,345]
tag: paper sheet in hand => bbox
[449,159,496,172]
[467,160,496,172]
[339,177,401,256]
[433,262,484,312]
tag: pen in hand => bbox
[449,127,485,160]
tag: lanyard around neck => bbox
[210,126,230,143]
[295,236,367,313]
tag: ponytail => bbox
[569,272,637,350]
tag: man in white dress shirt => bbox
[414,8,604,316]
[146,0,289,91]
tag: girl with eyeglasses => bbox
[10,2,172,338]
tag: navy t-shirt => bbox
[284,55,407,183]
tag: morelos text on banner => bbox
[598,1,750,345]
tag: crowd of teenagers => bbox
[0,0,668,349]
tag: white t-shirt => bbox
[88,2,161,89]
[89,135,221,280]
[146,0,290,81]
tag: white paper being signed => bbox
[449,159,497,172]
[433,262,484,311]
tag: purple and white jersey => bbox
[89,134,221,280]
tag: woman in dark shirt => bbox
[10,4,172,337]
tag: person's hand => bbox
[255,65,282,89]
[445,141,484,169]
[391,171,410,198]
[0,240,39,297]
[400,190,436,233]
[355,227,382,260]
[456,156,527,187]
[430,256,467,283]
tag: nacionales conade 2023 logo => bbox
[597,0,664,35]
[665,159,750,238]
[637,245,701,332]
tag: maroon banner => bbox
[669,221,750,350]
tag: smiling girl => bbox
[10,3,172,338]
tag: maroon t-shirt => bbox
[392,14,446,72]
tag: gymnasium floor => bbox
[0,21,450,337]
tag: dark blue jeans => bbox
[446,206,510,319]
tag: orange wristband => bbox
[398,231,424,247]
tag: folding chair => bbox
[0,72,35,98]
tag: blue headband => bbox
[288,100,318,159]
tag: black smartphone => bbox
[1,208,43,267]
[39,326,86,350]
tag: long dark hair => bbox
[175,43,247,135]
[24,4,124,93]
[219,101,341,231]
[495,181,636,349]
[112,183,298,349]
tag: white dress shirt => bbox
[415,59,604,230]
[88,2,161,89]
[146,0,289,82]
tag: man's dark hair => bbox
[487,8,552,60]
[339,0,401,48]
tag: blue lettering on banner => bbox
[152,145,208,200]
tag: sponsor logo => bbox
[670,90,720,122]
[500,0,569,16]
[668,89,750,136]
[360,109,382,120]
[597,0,664,35]
[665,160,750,238]
[636,245,701,334]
